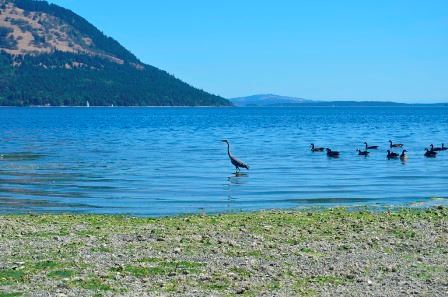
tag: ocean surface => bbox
[0,107,447,216]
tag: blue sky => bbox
[50,0,447,102]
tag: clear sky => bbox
[50,0,447,102]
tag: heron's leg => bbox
[236,167,240,173]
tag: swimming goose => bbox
[400,150,408,161]
[430,144,443,152]
[326,148,340,158]
[310,143,325,152]
[357,149,370,156]
[387,150,399,159]
[364,142,379,150]
[441,143,447,151]
[389,140,404,148]
[424,148,437,158]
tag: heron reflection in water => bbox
[226,167,250,209]
[228,172,249,184]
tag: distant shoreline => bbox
[0,105,235,108]
[0,104,446,108]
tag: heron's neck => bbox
[226,143,231,156]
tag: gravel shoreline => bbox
[0,207,447,296]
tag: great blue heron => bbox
[222,140,249,172]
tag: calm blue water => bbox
[0,107,447,216]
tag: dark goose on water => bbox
[424,148,437,158]
[430,144,442,152]
[389,140,404,148]
[310,143,325,152]
[357,149,370,156]
[387,150,399,159]
[364,142,379,150]
[326,148,340,158]
[400,150,408,161]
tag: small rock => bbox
[192,235,203,241]
[199,275,211,281]
[57,282,67,288]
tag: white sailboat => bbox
[86,101,90,108]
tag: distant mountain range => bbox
[230,94,447,107]
[230,94,314,107]
[0,0,230,106]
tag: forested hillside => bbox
[0,0,230,106]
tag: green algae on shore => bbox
[0,208,447,296]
